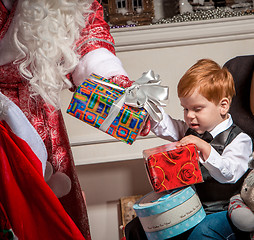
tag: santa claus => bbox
[0,0,133,239]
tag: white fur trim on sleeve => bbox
[72,48,128,86]
[0,92,48,176]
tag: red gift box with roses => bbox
[143,142,203,193]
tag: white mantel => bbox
[111,15,254,51]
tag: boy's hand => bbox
[176,135,211,161]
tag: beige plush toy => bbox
[228,158,254,240]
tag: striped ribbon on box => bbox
[133,187,206,239]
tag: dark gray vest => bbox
[193,124,250,214]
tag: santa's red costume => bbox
[0,0,132,239]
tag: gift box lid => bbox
[133,187,195,217]
[133,187,206,239]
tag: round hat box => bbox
[133,186,206,239]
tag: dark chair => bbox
[224,55,254,140]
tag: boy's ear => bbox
[219,97,230,115]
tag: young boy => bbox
[125,59,253,240]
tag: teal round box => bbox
[133,187,206,239]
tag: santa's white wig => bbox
[11,0,93,108]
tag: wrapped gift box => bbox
[143,142,203,192]
[133,187,206,240]
[67,74,148,145]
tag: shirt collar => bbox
[209,114,233,138]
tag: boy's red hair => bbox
[177,59,235,105]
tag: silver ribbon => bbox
[90,70,169,132]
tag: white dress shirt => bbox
[151,111,253,184]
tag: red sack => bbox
[0,121,85,240]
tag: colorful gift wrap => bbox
[67,74,148,145]
[143,142,203,192]
[133,187,206,239]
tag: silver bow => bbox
[90,70,169,132]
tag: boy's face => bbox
[180,89,229,134]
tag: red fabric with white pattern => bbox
[0,121,85,240]
[0,0,116,238]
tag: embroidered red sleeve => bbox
[75,0,115,57]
